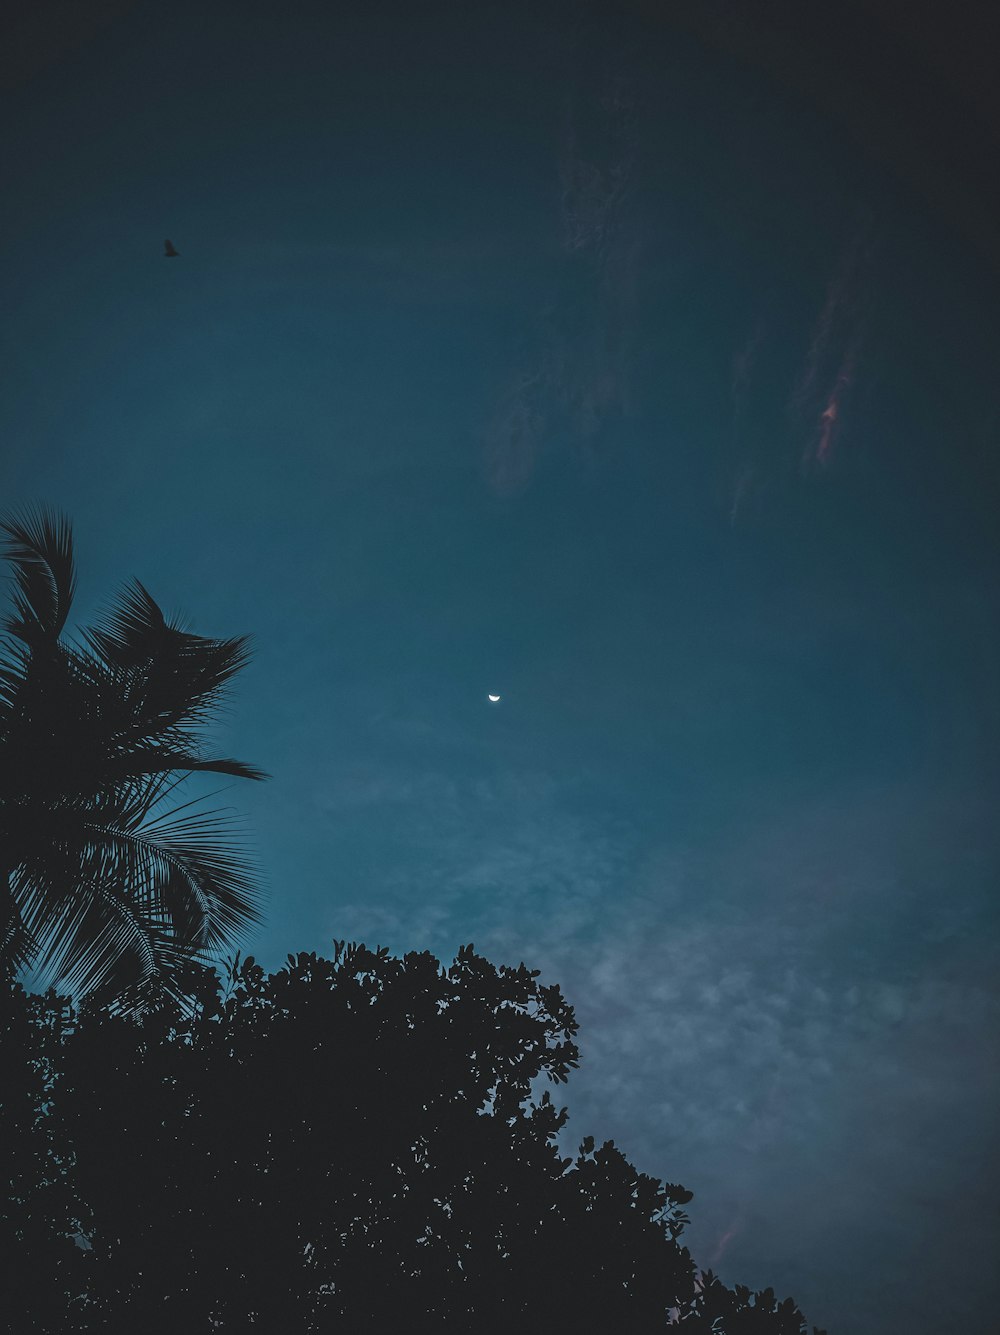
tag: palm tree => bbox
[0,509,266,1006]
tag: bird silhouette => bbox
[164,239,179,258]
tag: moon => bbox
[487,693,501,703]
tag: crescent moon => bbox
[487,693,501,703]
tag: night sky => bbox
[4,2,1000,1330]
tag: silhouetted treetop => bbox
[3,942,825,1334]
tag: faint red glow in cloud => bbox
[788,271,847,422]
[709,1208,745,1267]
[808,340,857,470]
[789,218,871,423]
[726,220,876,519]
[788,216,875,476]
[703,1074,784,1274]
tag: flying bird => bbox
[164,239,179,258]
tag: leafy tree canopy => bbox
[2,942,825,1334]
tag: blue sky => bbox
[3,2,1000,1330]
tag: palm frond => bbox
[82,579,167,666]
[0,507,76,646]
[12,789,262,999]
[104,748,269,782]
[27,870,213,1006]
[31,878,160,998]
[84,580,254,728]
[129,801,264,947]
[0,887,38,977]
[1,512,267,1006]
[0,652,28,711]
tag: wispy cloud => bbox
[788,218,874,473]
[311,765,999,1331]
[809,339,857,468]
[483,44,644,496]
[728,217,878,520]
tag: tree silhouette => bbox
[1,982,86,1333]
[0,510,265,1006]
[2,943,826,1333]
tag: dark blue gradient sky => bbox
[4,3,1000,1330]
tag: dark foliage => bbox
[0,509,265,1004]
[2,944,825,1333]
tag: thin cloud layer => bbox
[319,765,999,1333]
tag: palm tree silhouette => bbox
[0,509,266,1006]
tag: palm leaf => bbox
[0,508,76,646]
[1,511,267,1007]
[84,580,255,729]
[13,782,262,999]
[104,748,268,782]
